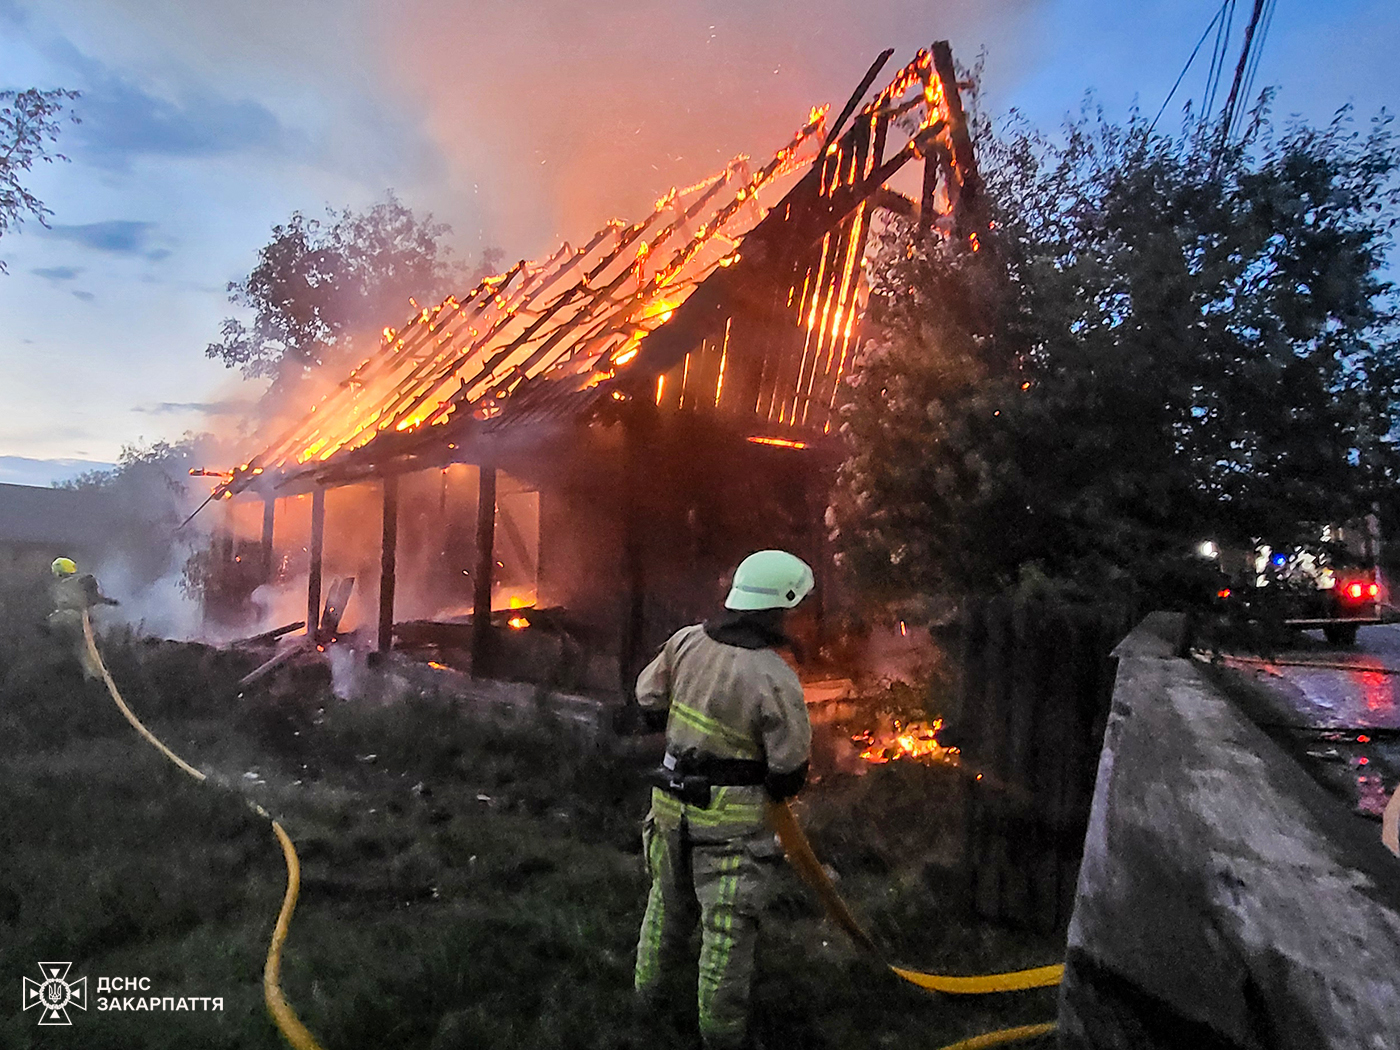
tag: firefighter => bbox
[633,549,813,1050]
[48,557,119,679]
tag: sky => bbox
[0,0,1396,485]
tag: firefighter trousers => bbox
[634,813,772,1049]
[48,609,100,679]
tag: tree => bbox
[0,87,80,273]
[206,192,464,383]
[830,99,1400,607]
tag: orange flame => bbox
[747,435,809,449]
[853,718,957,765]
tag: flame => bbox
[853,718,957,766]
[507,616,530,630]
[428,661,450,671]
[219,49,954,493]
[747,435,809,449]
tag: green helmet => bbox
[724,550,814,611]
[51,557,77,577]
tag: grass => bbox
[0,572,1061,1049]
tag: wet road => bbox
[1219,624,1400,817]
[1263,625,1400,730]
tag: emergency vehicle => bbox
[1205,517,1388,645]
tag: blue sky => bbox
[0,0,1396,484]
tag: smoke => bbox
[380,0,1042,254]
[93,550,205,640]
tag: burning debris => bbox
[190,42,986,688]
[851,716,959,766]
[208,42,981,502]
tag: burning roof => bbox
[218,43,979,499]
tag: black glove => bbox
[764,761,808,802]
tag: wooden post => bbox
[619,404,654,697]
[930,40,988,240]
[807,460,829,652]
[260,495,276,583]
[378,473,399,654]
[917,149,941,236]
[306,487,325,644]
[471,464,497,676]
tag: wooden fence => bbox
[945,597,1134,934]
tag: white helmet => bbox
[724,550,814,611]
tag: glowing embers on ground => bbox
[851,716,959,766]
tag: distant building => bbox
[0,482,127,598]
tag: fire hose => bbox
[766,800,1061,1047]
[81,611,326,1050]
[79,611,1053,1048]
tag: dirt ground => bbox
[0,575,1061,1050]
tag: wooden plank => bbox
[231,621,306,647]
[320,576,354,637]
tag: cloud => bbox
[38,32,299,169]
[31,265,82,281]
[133,399,250,416]
[71,290,95,301]
[46,220,155,254]
[0,455,115,487]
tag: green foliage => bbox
[206,193,462,383]
[0,86,80,272]
[832,99,1400,605]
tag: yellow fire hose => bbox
[82,612,326,1050]
[766,800,1061,1046]
[80,609,1054,1049]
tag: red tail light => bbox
[1368,583,1380,598]
[1347,583,1364,599]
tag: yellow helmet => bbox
[51,557,77,577]
[724,550,814,611]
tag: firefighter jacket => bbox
[636,622,810,842]
[52,573,115,613]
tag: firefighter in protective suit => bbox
[48,557,119,679]
[633,550,813,1050]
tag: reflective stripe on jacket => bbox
[636,623,810,840]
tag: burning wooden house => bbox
[204,42,984,692]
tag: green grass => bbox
[0,574,1061,1050]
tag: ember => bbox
[851,717,958,766]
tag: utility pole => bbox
[1216,0,1268,155]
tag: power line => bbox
[1150,0,1233,133]
[1203,0,1238,122]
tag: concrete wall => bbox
[1059,613,1400,1049]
